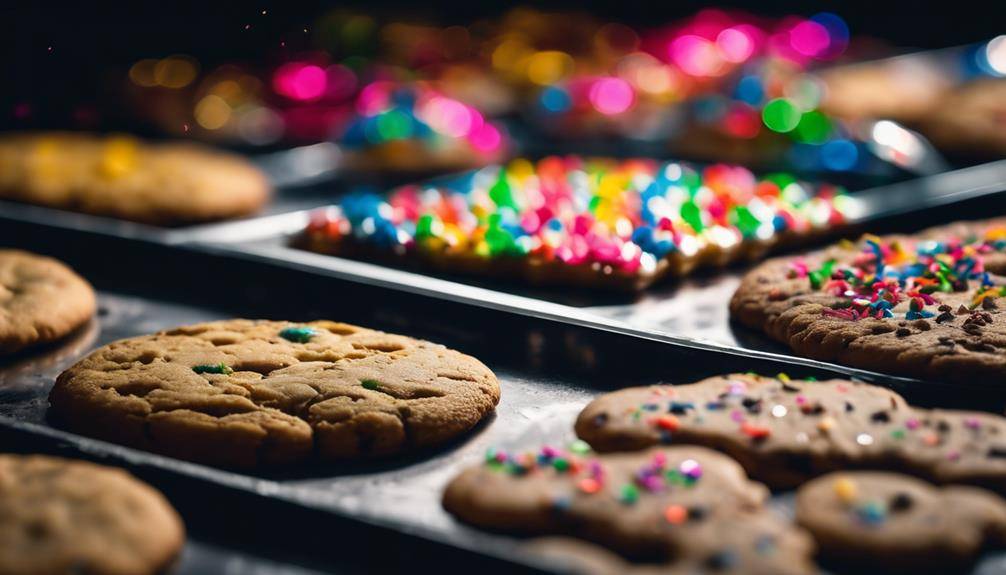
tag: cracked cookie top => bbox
[49,319,500,468]
[730,219,1006,383]
[0,249,96,355]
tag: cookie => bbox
[576,373,1006,490]
[0,454,185,575]
[0,249,96,355]
[526,510,815,575]
[301,156,848,291]
[919,79,1006,158]
[49,319,500,468]
[796,471,1006,572]
[730,218,1006,383]
[443,443,815,571]
[0,132,270,225]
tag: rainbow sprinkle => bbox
[304,156,848,289]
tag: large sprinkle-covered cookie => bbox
[577,373,1006,490]
[796,471,1006,572]
[0,454,185,575]
[0,249,96,355]
[50,320,500,468]
[0,132,270,225]
[730,219,1006,383]
[443,444,815,571]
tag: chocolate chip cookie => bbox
[0,250,95,355]
[0,132,270,225]
[49,319,500,468]
[0,454,185,575]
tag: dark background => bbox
[2,1,1003,132]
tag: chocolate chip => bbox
[938,304,952,312]
[781,382,801,393]
[988,447,1006,459]
[937,336,955,347]
[668,402,693,415]
[705,552,737,571]
[983,297,998,310]
[937,420,951,433]
[688,506,707,521]
[801,403,824,415]
[895,327,911,337]
[870,411,890,423]
[936,311,955,324]
[958,304,971,315]
[742,397,762,414]
[890,492,913,512]
[845,401,855,413]
[964,324,983,335]
[913,319,932,331]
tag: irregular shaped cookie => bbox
[50,319,500,468]
[577,373,1006,490]
[0,133,270,225]
[796,471,1006,572]
[0,249,96,355]
[443,443,815,572]
[0,454,185,575]
[730,218,1006,383]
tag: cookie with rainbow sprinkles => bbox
[443,443,816,573]
[302,156,849,290]
[576,373,1006,490]
[731,218,1006,383]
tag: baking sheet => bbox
[2,291,1005,574]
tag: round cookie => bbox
[0,249,96,355]
[730,218,1006,384]
[443,443,817,572]
[0,132,270,225]
[796,471,1006,572]
[576,373,1006,490]
[49,319,500,468]
[0,454,185,575]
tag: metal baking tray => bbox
[179,159,1006,392]
[0,236,1002,574]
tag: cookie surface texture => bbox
[577,373,1006,490]
[730,219,1006,383]
[443,444,815,572]
[796,471,1006,571]
[0,454,185,575]
[0,132,270,225]
[0,249,96,355]
[50,319,500,468]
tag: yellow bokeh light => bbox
[154,56,198,89]
[129,59,159,87]
[526,51,574,86]
[195,95,232,130]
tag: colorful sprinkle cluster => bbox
[304,156,847,283]
[796,228,1006,322]
[339,82,506,156]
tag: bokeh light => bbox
[762,98,801,132]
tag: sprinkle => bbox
[833,477,857,503]
[741,422,771,440]
[906,418,921,430]
[771,404,788,418]
[777,373,791,383]
[855,501,888,525]
[964,417,981,430]
[856,433,874,446]
[654,415,681,431]
[923,433,939,446]
[890,429,906,440]
[361,379,381,390]
[679,459,703,480]
[619,483,639,504]
[279,326,317,343]
[795,432,809,443]
[192,363,233,375]
[817,417,836,433]
[578,478,602,494]
[569,439,592,455]
[664,504,688,524]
